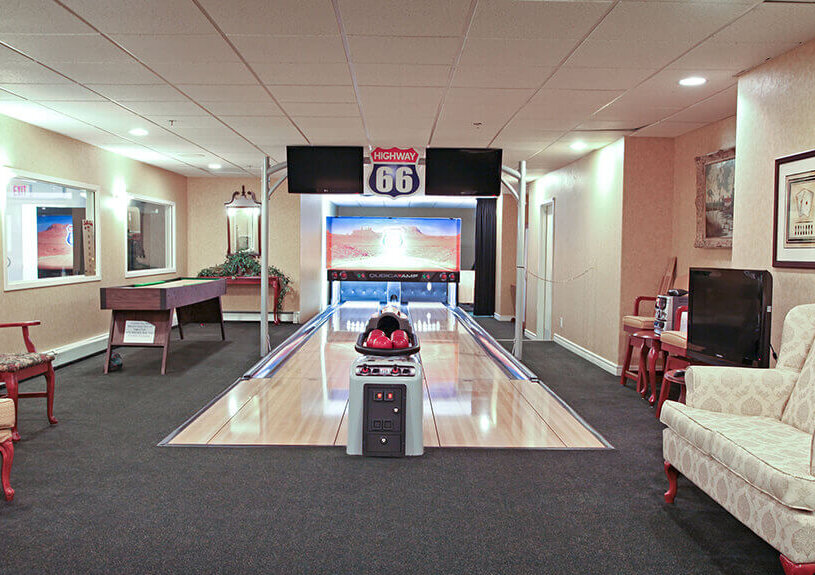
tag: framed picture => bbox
[773,148,815,268]
[695,147,736,248]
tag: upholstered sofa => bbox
[660,303,815,575]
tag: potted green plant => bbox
[198,250,292,312]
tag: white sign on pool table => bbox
[123,320,156,344]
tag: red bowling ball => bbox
[391,337,409,349]
[369,336,393,349]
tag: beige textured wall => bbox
[671,116,736,277]
[528,140,625,363]
[186,177,300,312]
[619,137,675,362]
[733,39,815,352]
[495,191,517,318]
[0,113,187,352]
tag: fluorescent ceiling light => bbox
[208,163,222,170]
[570,141,588,151]
[678,76,706,87]
[128,128,149,137]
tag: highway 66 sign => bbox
[368,147,420,198]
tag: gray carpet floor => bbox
[0,319,780,574]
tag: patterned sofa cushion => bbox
[660,401,735,453]
[685,365,798,419]
[705,415,815,511]
[0,352,54,373]
[776,303,815,373]
[782,346,815,434]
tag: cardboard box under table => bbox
[100,278,227,374]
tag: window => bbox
[126,196,175,277]
[3,171,99,290]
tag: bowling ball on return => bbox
[368,329,385,340]
[391,337,409,349]
[391,329,407,340]
[369,336,393,349]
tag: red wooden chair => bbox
[0,321,58,442]
[0,398,14,500]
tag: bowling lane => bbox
[408,303,605,449]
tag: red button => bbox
[386,392,394,400]
[375,392,383,400]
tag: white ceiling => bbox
[0,0,814,178]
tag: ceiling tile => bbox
[176,84,271,102]
[339,0,472,36]
[148,116,223,129]
[198,100,285,116]
[367,117,432,147]
[112,34,239,64]
[0,83,103,101]
[576,119,643,131]
[230,35,345,63]
[668,40,802,73]
[567,39,692,69]
[123,100,208,117]
[358,86,444,117]
[348,36,461,65]
[441,87,535,122]
[452,66,554,90]
[354,64,451,87]
[0,56,79,83]
[60,0,214,34]
[459,38,576,68]
[713,2,815,44]
[284,102,359,117]
[590,94,681,126]
[547,67,655,91]
[86,84,187,102]
[196,0,340,35]
[628,68,737,110]
[633,121,708,138]
[52,61,163,84]
[469,0,613,40]
[0,89,24,101]
[519,89,623,121]
[0,34,130,63]
[662,84,737,124]
[149,62,256,85]
[254,63,352,85]
[35,100,149,134]
[0,1,94,34]
[272,85,356,103]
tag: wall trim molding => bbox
[51,332,108,368]
[223,311,299,324]
[553,334,622,376]
[524,328,537,340]
[493,313,514,321]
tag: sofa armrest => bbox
[0,399,13,429]
[811,432,814,476]
[685,365,797,419]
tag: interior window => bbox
[4,175,96,285]
[127,198,174,274]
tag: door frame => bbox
[537,199,555,341]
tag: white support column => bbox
[260,156,270,356]
[513,160,527,360]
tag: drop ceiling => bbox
[1,0,814,179]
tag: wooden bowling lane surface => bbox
[168,302,606,449]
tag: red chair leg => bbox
[45,364,57,425]
[0,438,13,501]
[664,461,679,504]
[2,374,20,442]
[647,344,662,405]
[636,340,648,397]
[620,339,634,387]
[780,555,815,575]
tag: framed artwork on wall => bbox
[773,148,815,268]
[695,147,736,248]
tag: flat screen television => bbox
[326,216,461,272]
[286,146,363,194]
[424,148,502,196]
[688,268,773,368]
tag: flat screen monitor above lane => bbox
[424,148,502,197]
[286,146,364,194]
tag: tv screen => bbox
[688,268,773,368]
[424,148,502,196]
[326,216,461,272]
[286,146,363,194]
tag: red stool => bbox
[620,296,658,395]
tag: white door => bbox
[538,201,555,341]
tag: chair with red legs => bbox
[0,321,58,442]
[655,306,691,418]
[0,398,15,501]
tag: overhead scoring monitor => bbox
[286,146,364,194]
[424,147,502,197]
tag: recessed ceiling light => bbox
[128,128,148,137]
[208,163,222,170]
[679,76,706,87]
[570,141,588,151]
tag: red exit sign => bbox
[11,184,30,196]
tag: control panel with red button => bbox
[362,383,406,457]
[354,364,416,377]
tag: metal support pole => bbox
[260,156,270,356]
[513,160,527,360]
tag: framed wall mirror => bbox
[225,186,261,255]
